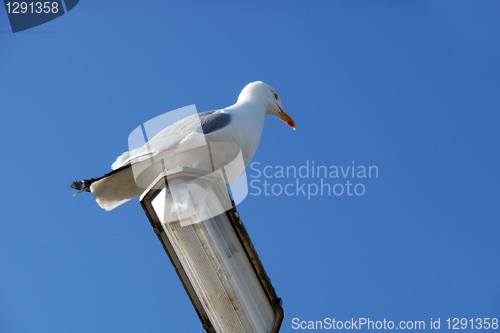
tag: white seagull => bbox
[70,81,295,211]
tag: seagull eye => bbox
[274,93,279,100]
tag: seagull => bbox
[70,81,295,211]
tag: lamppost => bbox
[140,167,284,333]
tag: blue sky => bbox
[1,1,499,332]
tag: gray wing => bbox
[112,110,232,169]
[198,110,232,134]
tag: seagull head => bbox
[238,81,296,130]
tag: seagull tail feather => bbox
[69,164,132,197]
[69,164,141,211]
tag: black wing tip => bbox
[69,179,97,193]
[69,166,131,194]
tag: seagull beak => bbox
[276,104,296,130]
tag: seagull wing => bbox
[111,110,231,170]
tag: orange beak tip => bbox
[276,104,295,130]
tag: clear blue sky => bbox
[1,1,499,332]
